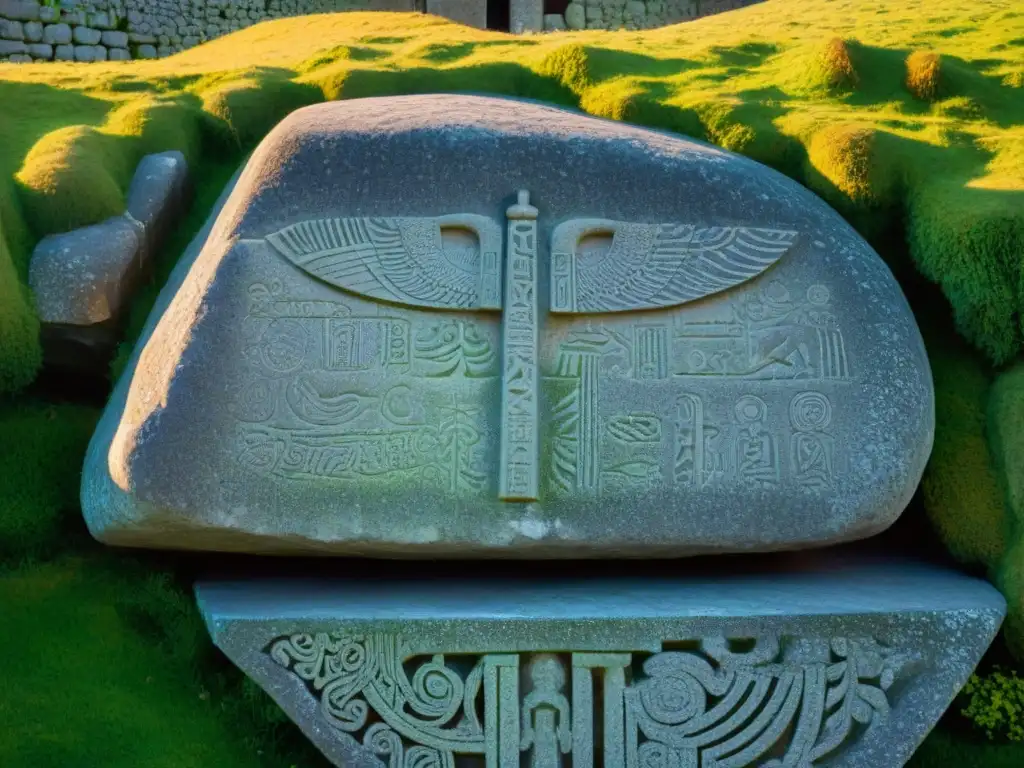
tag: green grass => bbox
[0,1,1023,764]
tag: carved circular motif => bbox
[640,672,706,725]
[790,391,832,431]
[260,319,307,373]
[734,395,768,424]
[410,659,464,721]
[807,284,831,305]
[636,741,673,768]
[230,380,276,422]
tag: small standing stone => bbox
[564,2,585,28]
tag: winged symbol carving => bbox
[266,214,503,311]
[550,220,799,314]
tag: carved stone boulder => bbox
[196,557,1005,768]
[82,94,934,557]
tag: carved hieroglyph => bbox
[260,192,800,505]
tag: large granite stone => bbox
[197,556,1005,768]
[126,150,191,258]
[82,95,933,557]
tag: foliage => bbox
[906,50,943,101]
[961,667,1024,742]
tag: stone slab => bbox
[30,214,144,326]
[126,150,191,258]
[426,0,487,29]
[197,556,1005,768]
[82,95,934,558]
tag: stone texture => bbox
[135,42,157,57]
[30,215,144,326]
[7,51,30,61]
[197,556,1005,768]
[564,1,585,28]
[0,0,39,22]
[126,150,191,257]
[73,25,102,45]
[28,42,52,58]
[54,43,74,60]
[0,38,26,54]
[82,95,934,558]
[101,29,129,47]
[425,0,486,29]
[510,0,543,34]
[543,12,566,31]
[1,18,23,39]
[22,19,41,41]
[43,23,72,45]
[108,46,130,60]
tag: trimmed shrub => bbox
[906,50,943,101]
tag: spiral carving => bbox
[639,671,706,726]
[636,741,673,768]
[364,723,403,768]
[407,655,464,722]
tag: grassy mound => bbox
[0,0,1023,764]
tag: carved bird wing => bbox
[550,220,799,314]
[266,215,503,311]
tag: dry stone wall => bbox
[0,0,762,63]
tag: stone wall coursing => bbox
[550,0,757,31]
[0,0,414,62]
[0,0,763,63]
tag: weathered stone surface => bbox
[0,38,27,54]
[28,42,52,59]
[54,43,74,60]
[7,51,31,62]
[425,0,486,29]
[30,214,144,326]
[43,23,72,45]
[0,0,39,22]
[22,20,42,41]
[126,150,191,257]
[543,12,566,31]
[564,1,585,28]
[510,0,543,34]
[101,29,129,47]
[82,95,934,557]
[73,26,102,45]
[135,43,157,57]
[197,557,1005,768]
[1,19,24,40]
[108,46,130,60]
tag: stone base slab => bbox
[197,556,1004,767]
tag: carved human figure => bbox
[734,395,779,487]
[521,654,571,768]
[789,391,834,490]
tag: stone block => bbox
[543,12,565,31]
[564,1,585,28]
[1,19,24,40]
[43,22,72,44]
[0,39,27,54]
[626,0,646,15]
[61,9,86,26]
[30,214,145,327]
[22,20,41,41]
[54,42,74,59]
[7,51,31,62]
[28,42,52,58]
[38,5,58,23]
[135,42,156,57]
[585,4,602,19]
[81,96,935,558]
[196,557,1005,768]
[88,11,114,29]
[101,29,128,47]
[92,43,107,60]
[0,0,40,22]
[126,150,191,259]
[73,25,101,44]
[425,0,486,29]
[108,46,129,60]
[509,0,542,33]
[128,31,157,43]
